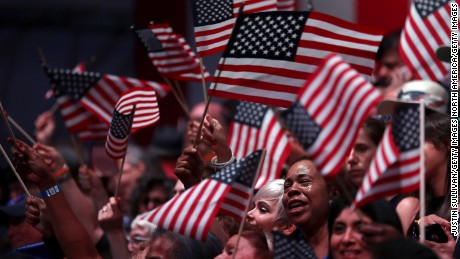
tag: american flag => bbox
[228,101,291,188]
[400,0,451,81]
[143,150,263,241]
[134,24,212,82]
[76,122,108,142]
[45,67,169,125]
[115,87,160,132]
[277,0,295,11]
[279,54,382,177]
[105,108,135,159]
[44,62,86,100]
[190,0,277,57]
[208,11,383,107]
[45,66,100,133]
[273,229,317,259]
[90,145,119,176]
[353,104,420,208]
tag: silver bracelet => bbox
[211,153,235,169]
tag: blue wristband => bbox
[40,185,61,199]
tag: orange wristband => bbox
[52,165,69,179]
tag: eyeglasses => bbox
[126,235,151,244]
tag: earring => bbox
[328,200,333,207]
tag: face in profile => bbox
[246,198,280,232]
[330,207,372,259]
[282,160,329,228]
[345,128,378,188]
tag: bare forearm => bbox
[41,180,101,259]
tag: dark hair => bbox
[328,197,404,237]
[129,176,173,218]
[362,117,386,146]
[376,29,402,61]
[371,237,439,259]
[425,112,450,220]
[150,228,222,259]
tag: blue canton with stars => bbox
[210,150,263,187]
[280,101,321,150]
[109,110,134,139]
[273,228,317,259]
[233,101,268,129]
[225,12,309,61]
[191,0,233,27]
[134,28,164,53]
[414,0,449,19]
[392,104,420,152]
[45,67,102,101]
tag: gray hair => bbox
[253,179,289,224]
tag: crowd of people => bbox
[0,26,457,259]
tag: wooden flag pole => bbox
[162,76,190,116]
[418,101,426,242]
[199,58,208,103]
[0,101,18,148]
[232,149,266,259]
[7,116,36,145]
[0,143,31,197]
[193,3,246,147]
[49,103,59,115]
[114,105,136,198]
[173,80,189,111]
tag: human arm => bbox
[10,139,101,259]
[98,197,130,259]
[34,143,105,245]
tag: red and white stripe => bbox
[115,87,160,132]
[399,1,451,81]
[76,122,108,142]
[209,11,382,108]
[277,0,295,11]
[146,24,211,82]
[144,179,229,241]
[354,127,420,207]
[193,0,277,57]
[300,54,382,177]
[229,109,291,188]
[80,75,169,124]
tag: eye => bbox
[284,181,292,191]
[332,223,346,234]
[259,206,269,213]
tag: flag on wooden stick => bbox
[399,0,451,81]
[279,54,382,177]
[353,104,421,208]
[208,11,383,107]
[142,150,264,241]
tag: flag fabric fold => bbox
[279,54,382,177]
[353,104,421,208]
[277,0,296,11]
[44,67,169,125]
[105,107,135,159]
[142,150,264,241]
[115,87,160,132]
[134,24,212,82]
[208,11,383,107]
[228,101,291,188]
[399,0,451,81]
[190,0,277,57]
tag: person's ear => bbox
[274,219,297,235]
